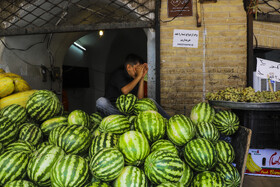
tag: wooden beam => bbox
[254,14,280,23]
[196,0,202,27]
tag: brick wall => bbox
[253,21,280,49]
[160,0,247,116]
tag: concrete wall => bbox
[160,0,247,116]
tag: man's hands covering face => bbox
[135,63,148,79]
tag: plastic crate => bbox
[233,110,280,149]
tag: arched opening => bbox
[62,28,147,113]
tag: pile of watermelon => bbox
[0,91,242,187]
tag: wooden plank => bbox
[231,126,252,187]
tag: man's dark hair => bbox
[124,54,144,67]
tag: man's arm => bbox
[137,63,148,99]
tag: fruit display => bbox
[206,86,280,102]
[0,91,246,186]
[0,70,32,99]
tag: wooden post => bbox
[196,0,202,27]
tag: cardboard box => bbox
[245,149,280,177]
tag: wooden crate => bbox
[231,126,252,187]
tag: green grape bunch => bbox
[206,87,280,103]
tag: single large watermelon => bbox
[134,110,165,143]
[49,124,91,155]
[150,139,178,155]
[213,110,240,136]
[167,114,196,146]
[118,131,150,166]
[215,140,235,164]
[50,154,89,187]
[0,151,29,186]
[99,115,131,134]
[191,171,224,187]
[133,98,158,115]
[26,90,63,122]
[68,110,91,129]
[19,123,43,146]
[0,116,18,146]
[40,116,68,136]
[27,145,65,186]
[116,93,138,115]
[214,163,241,187]
[144,150,184,184]
[113,166,147,187]
[196,122,220,143]
[190,102,215,124]
[184,138,217,172]
[5,140,35,155]
[0,104,27,124]
[90,148,124,182]
[89,132,118,159]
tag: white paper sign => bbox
[256,58,280,82]
[173,29,199,48]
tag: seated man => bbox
[96,54,170,119]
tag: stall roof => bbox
[0,0,156,36]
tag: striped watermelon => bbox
[36,141,50,150]
[90,148,124,182]
[68,109,91,129]
[196,122,220,143]
[167,114,196,146]
[48,125,67,145]
[51,154,89,187]
[99,115,131,134]
[89,132,118,159]
[5,140,35,155]
[213,110,240,136]
[118,131,150,166]
[183,138,217,172]
[113,166,147,187]
[92,128,101,138]
[134,110,165,143]
[85,181,110,187]
[214,163,240,187]
[190,102,215,124]
[26,90,63,122]
[178,162,193,187]
[133,98,158,115]
[0,151,29,186]
[90,112,103,131]
[144,150,184,184]
[0,104,27,123]
[40,116,68,136]
[215,140,235,164]
[191,171,224,187]
[150,139,178,155]
[0,143,3,155]
[4,180,37,187]
[116,94,138,115]
[157,183,177,187]
[19,123,43,146]
[0,116,19,146]
[50,124,91,155]
[27,145,65,186]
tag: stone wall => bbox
[160,0,247,115]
